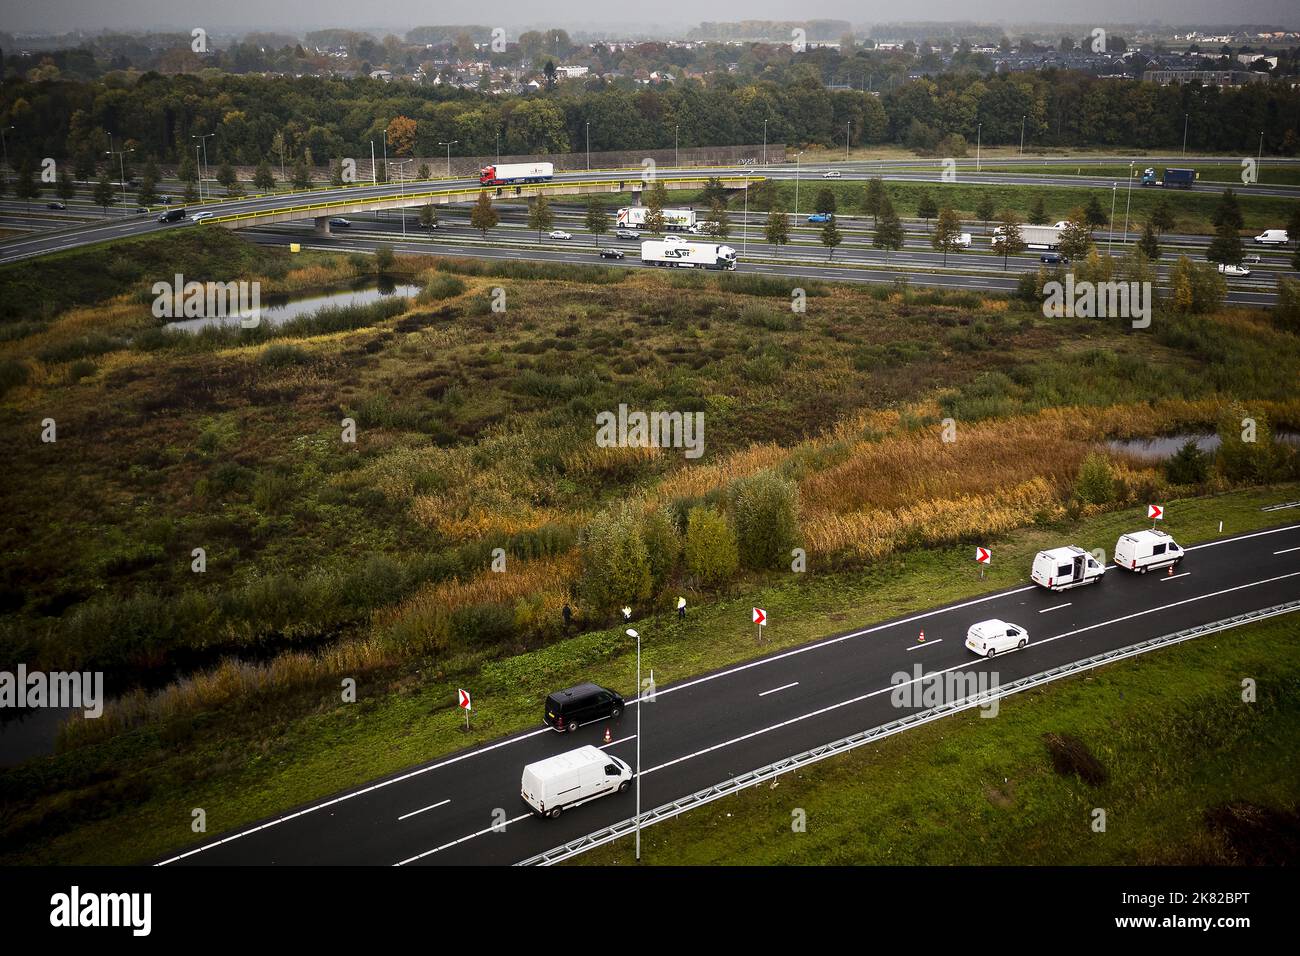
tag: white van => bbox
[965,619,1029,658]
[1254,229,1289,246]
[955,232,973,248]
[1031,546,1105,591]
[1114,529,1184,573]
[521,745,632,818]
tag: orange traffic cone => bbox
[1168,565,1174,576]
[919,630,926,642]
[603,727,612,744]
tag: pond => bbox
[165,279,421,333]
[1107,431,1300,459]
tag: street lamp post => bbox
[1020,115,1026,156]
[104,143,133,209]
[846,121,851,161]
[393,159,412,238]
[674,126,679,169]
[194,145,203,201]
[192,133,214,198]
[762,119,767,166]
[976,123,981,172]
[1182,114,1189,156]
[1258,131,1264,182]
[439,140,458,178]
[794,150,804,216]
[1107,183,1117,255]
[381,129,388,184]
[1123,161,1134,243]
[585,121,590,171]
[626,628,641,862]
[742,173,748,256]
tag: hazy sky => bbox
[2,0,1296,34]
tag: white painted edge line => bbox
[1274,546,1300,554]
[395,813,534,866]
[906,639,943,651]
[758,682,800,697]
[397,799,450,822]
[1039,603,1072,613]
[601,735,637,748]
[156,521,1300,864]
[1162,572,1192,581]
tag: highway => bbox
[157,521,1300,866]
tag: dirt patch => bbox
[1042,732,1109,787]
[1203,801,1300,865]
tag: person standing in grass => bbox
[677,596,686,620]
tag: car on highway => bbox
[328,217,352,228]
[1242,253,1262,264]
[662,234,687,244]
[156,208,186,223]
[599,249,625,259]
[190,211,213,223]
[46,201,67,210]
[1039,252,1068,265]
[1114,529,1184,574]
[159,195,175,204]
[1254,229,1289,246]
[822,170,842,179]
[549,229,572,240]
[807,213,834,223]
[965,619,1029,658]
[1217,263,1250,277]
[1031,545,1105,591]
[545,682,624,733]
[615,228,639,240]
[521,745,632,818]
[955,232,973,248]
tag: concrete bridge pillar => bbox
[314,216,332,237]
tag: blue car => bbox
[807,213,833,223]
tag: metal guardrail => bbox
[1262,500,1300,512]
[516,598,1300,865]
[206,176,767,226]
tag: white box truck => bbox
[992,224,1065,250]
[479,162,554,186]
[521,745,632,818]
[641,239,737,270]
[1254,229,1290,246]
[1114,529,1184,573]
[617,206,696,230]
[1030,545,1105,591]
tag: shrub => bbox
[729,471,800,570]
[641,508,681,592]
[417,274,466,303]
[260,343,309,367]
[0,358,29,397]
[1165,440,1209,485]
[684,506,739,588]
[1074,452,1116,505]
[578,502,652,616]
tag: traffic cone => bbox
[919,630,925,642]
[603,727,612,744]
[1168,565,1174,576]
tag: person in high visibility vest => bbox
[677,596,686,620]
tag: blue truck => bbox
[1141,167,1196,188]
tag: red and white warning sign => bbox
[1148,504,1164,521]
[457,688,472,711]
[975,547,991,564]
[752,607,767,626]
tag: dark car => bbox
[328,217,351,228]
[544,683,624,733]
[1039,252,1068,264]
[156,208,186,224]
[159,195,174,204]
[46,201,67,210]
[599,249,625,259]
[615,228,639,240]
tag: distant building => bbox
[1142,69,1270,86]
[368,69,393,82]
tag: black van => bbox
[545,683,624,733]
[157,208,186,223]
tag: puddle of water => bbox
[1107,432,1300,458]
[166,281,420,333]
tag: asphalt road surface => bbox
[159,521,1300,866]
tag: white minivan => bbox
[1114,529,1184,573]
[965,619,1029,658]
[1031,545,1105,591]
[521,745,632,818]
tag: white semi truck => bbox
[993,224,1066,250]
[641,239,737,270]
[617,206,697,230]
[478,162,554,186]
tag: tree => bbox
[528,195,554,241]
[1058,216,1094,262]
[683,506,738,588]
[93,169,115,213]
[644,180,667,235]
[1137,220,1161,260]
[1082,194,1108,229]
[1216,404,1282,483]
[729,472,800,570]
[975,194,995,228]
[860,177,886,225]
[136,170,157,206]
[585,197,609,248]
[470,190,498,238]
[1027,194,1047,225]
[386,115,417,156]
[700,176,728,207]
[873,196,905,260]
[1212,188,1244,232]
[56,167,76,203]
[216,161,242,196]
[1149,198,1175,234]
[915,190,937,225]
[641,508,681,594]
[1206,219,1243,267]
[993,209,1026,269]
[373,244,396,274]
[1287,207,1300,249]
[418,203,438,230]
[931,206,963,266]
[813,187,837,215]
[765,206,789,251]
[253,159,276,191]
[178,153,198,189]
[291,157,312,190]
[1165,440,1209,485]
[1075,453,1116,505]
[820,218,843,260]
[579,502,652,614]
[708,198,730,240]
[13,160,39,209]
[329,158,345,187]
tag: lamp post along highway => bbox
[439,140,457,178]
[1123,161,1134,241]
[626,628,641,862]
[1020,115,1025,156]
[1108,183,1117,255]
[370,140,377,185]
[794,151,804,216]
[976,123,981,172]
[192,133,214,199]
[674,126,679,169]
[1182,113,1189,156]
[393,159,412,238]
[742,173,748,256]
[762,118,767,166]
[585,121,590,170]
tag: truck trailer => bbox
[1161,167,1196,189]
[994,223,1065,250]
[641,239,737,270]
[617,206,696,230]
[479,162,554,186]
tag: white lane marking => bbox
[758,682,800,697]
[1161,572,1191,581]
[395,813,534,865]
[1274,546,1300,554]
[906,639,943,651]
[161,521,1300,863]
[1039,603,1072,613]
[601,734,637,748]
[399,568,1300,863]
[398,799,450,822]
